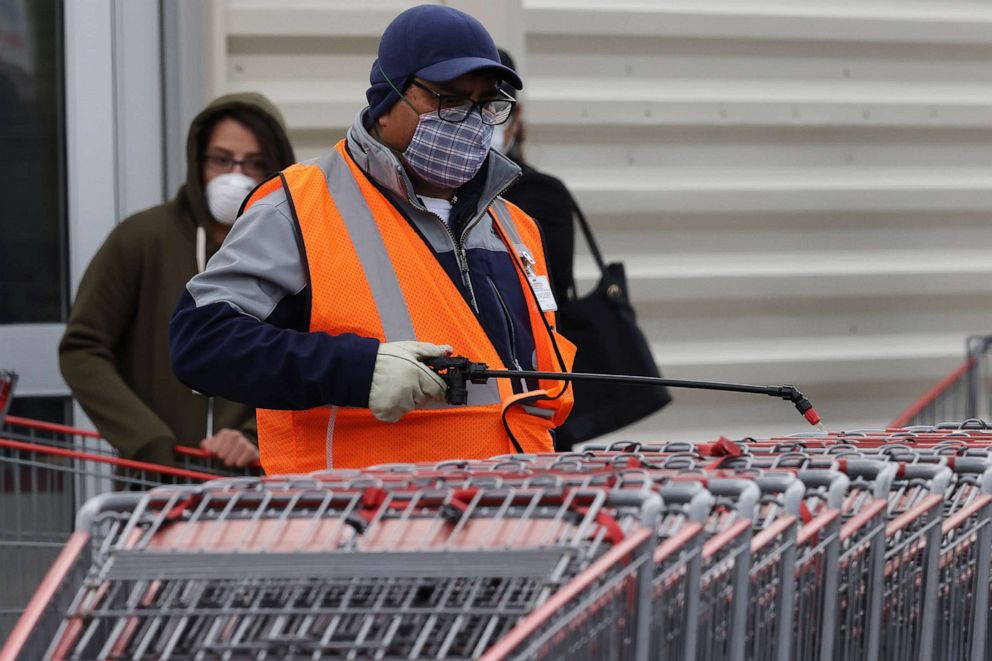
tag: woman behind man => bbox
[59,93,295,467]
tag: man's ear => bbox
[377,102,401,134]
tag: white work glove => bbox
[369,341,451,422]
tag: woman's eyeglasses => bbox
[203,152,270,178]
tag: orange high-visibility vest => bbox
[245,141,575,473]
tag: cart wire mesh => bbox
[12,421,992,659]
[12,484,660,660]
[0,413,261,642]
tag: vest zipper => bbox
[451,234,479,313]
[449,174,521,311]
[408,190,481,313]
[442,194,483,314]
[401,164,523,316]
[488,279,523,371]
[433,218,479,313]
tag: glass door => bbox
[0,0,70,421]
[0,0,164,421]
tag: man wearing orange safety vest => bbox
[170,5,574,473]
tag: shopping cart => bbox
[450,463,794,661]
[477,525,656,660]
[242,462,721,661]
[631,472,796,661]
[661,469,844,661]
[70,460,740,661]
[726,458,948,661]
[4,482,662,660]
[403,452,802,661]
[519,446,854,661]
[649,437,992,661]
[710,445,992,661]
[833,495,887,661]
[637,482,711,661]
[893,334,992,427]
[16,423,992,660]
[933,493,992,661]
[590,441,952,661]
[0,409,262,642]
[679,436,990,661]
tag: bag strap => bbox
[571,197,607,275]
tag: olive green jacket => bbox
[59,93,295,463]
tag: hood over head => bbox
[180,92,296,231]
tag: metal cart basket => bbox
[4,483,661,660]
[0,407,260,642]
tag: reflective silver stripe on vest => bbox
[316,149,501,408]
[319,150,415,343]
[491,199,566,413]
[325,405,337,469]
[522,405,554,419]
[489,198,526,250]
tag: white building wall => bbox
[207,0,992,441]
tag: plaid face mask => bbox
[403,110,493,189]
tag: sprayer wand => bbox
[425,356,822,427]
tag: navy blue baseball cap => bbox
[365,5,523,124]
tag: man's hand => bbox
[200,428,259,467]
[369,341,451,422]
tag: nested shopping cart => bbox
[590,441,955,661]
[202,461,750,661]
[3,482,661,660]
[14,420,992,661]
[710,444,992,661]
[495,456,804,661]
[0,399,262,643]
[468,449,846,661]
[220,462,721,661]
[893,334,992,427]
[637,468,844,661]
[642,435,992,661]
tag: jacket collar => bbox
[345,109,521,218]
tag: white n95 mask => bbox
[205,172,256,225]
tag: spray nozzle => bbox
[777,385,822,426]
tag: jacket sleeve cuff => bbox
[239,418,258,444]
[326,333,379,408]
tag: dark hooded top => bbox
[59,93,295,464]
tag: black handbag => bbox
[553,201,671,450]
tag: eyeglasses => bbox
[408,80,516,125]
[203,152,270,178]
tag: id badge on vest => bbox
[516,243,557,312]
[528,274,557,312]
